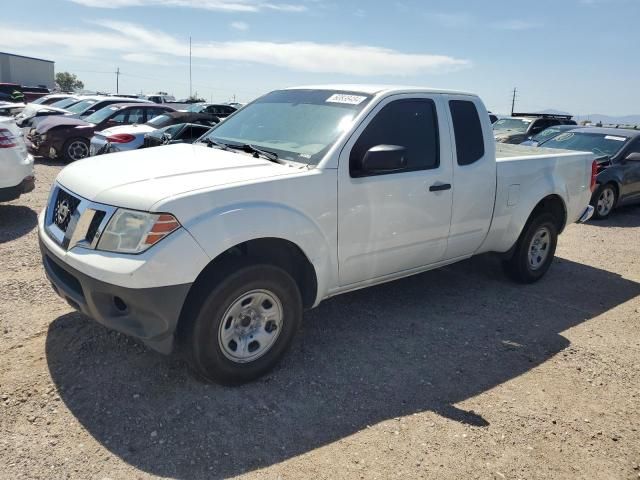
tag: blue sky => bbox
[1,0,638,114]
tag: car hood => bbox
[96,123,156,137]
[18,104,70,118]
[35,116,94,133]
[56,143,303,211]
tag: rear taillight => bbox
[590,160,598,192]
[106,133,135,143]
[0,128,17,148]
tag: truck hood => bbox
[56,143,303,211]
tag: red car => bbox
[28,103,174,162]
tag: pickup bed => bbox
[38,85,596,384]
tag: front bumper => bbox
[27,135,59,159]
[0,175,35,202]
[39,236,191,354]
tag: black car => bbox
[494,113,577,144]
[186,103,237,118]
[541,127,640,219]
[143,123,212,148]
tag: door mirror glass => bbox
[360,145,407,174]
[624,152,640,162]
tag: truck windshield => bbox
[201,89,372,165]
[542,132,629,157]
[493,118,530,132]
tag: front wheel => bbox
[63,137,90,163]
[591,183,617,219]
[183,264,302,385]
[502,213,558,283]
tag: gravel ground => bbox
[1,160,639,480]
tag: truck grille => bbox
[52,189,81,232]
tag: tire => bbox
[63,137,90,163]
[502,213,558,284]
[182,263,302,385]
[591,183,617,220]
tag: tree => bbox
[55,72,84,92]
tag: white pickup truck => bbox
[38,85,596,384]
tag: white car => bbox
[39,85,596,384]
[0,116,34,201]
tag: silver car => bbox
[90,111,219,155]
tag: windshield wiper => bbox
[226,143,287,165]
[201,138,229,150]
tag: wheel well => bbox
[184,237,318,312]
[530,194,567,233]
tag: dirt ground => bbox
[1,160,639,480]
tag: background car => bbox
[29,93,76,106]
[0,116,34,201]
[142,123,212,148]
[186,103,236,118]
[520,124,583,146]
[90,111,219,155]
[15,96,81,130]
[494,113,577,144]
[541,127,640,219]
[28,103,173,162]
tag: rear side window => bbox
[449,100,485,166]
[350,99,439,177]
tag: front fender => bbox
[183,201,335,305]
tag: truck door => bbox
[619,138,640,203]
[443,96,497,259]
[337,94,453,286]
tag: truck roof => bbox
[285,84,474,96]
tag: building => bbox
[0,52,55,89]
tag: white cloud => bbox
[230,21,250,30]
[0,21,470,76]
[122,52,170,65]
[68,0,306,12]
[430,12,472,28]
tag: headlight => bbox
[97,209,180,254]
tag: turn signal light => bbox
[0,128,17,148]
[144,214,181,245]
[590,160,598,192]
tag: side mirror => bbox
[360,145,407,174]
[624,152,640,162]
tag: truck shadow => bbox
[45,255,640,479]
[0,205,38,244]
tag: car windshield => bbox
[201,89,372,165]
[542,132,629,157]
[66,99,98,114]
[493,118,531,132]
[84,106,119,124]
[187,104,206,113]
[49,97,79,109]
[146,113,173,127]
[532,127,564,142]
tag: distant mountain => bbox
[496,109,640,126]
[574,114,640,125]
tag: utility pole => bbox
[116,67,120,94]
[511,87,517,116]
[189,36,192,99]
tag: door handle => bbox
[429,183,451,192]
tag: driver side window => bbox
[349,99,439,177]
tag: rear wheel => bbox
[63,137,89,163]
[182,263,302,385]
[592,183,616,219]
[503,213,558,283]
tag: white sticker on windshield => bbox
[326,94,367,105]
[605,135,626,141]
